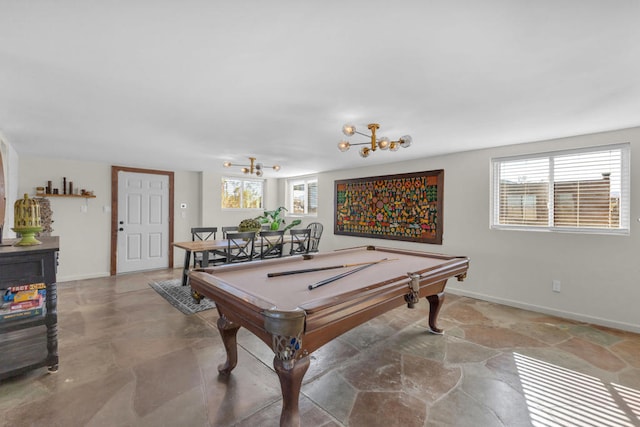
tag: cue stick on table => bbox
[307,258,388,290]
[267,258,397,278]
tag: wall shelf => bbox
[36,194,96,199]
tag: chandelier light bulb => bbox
[338,140,351,152]
[377,137,390,150]
[223,161,232,168]
[342,123,356,136]
[389,142,399,152]
[256,169,263,177]
[359,147,370,158]
[399,135,412,148]
[273,165,281,171]
[255,163,263,171]
[241,167,249,174]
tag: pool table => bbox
[188,245,469,427]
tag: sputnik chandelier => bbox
[337,123,412,158]
[223,157,280,177]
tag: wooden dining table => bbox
[173,239,235,286]
[173,237,296,286]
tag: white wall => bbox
[16,157,112,280]
[16,157,202,281]
[313,127,640,333]
[172,170,203,265]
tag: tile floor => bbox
[1,268,639,427]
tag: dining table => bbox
[173,236,296,286]
[173,239,235,286]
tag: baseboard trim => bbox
[58,272,111,282]
[447,288,640,334]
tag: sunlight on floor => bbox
[514,352,639,427]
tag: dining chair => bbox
[190,227,218,267]
[221,226,239,238]
[306,222,323,252]
[289,228,311,256]
[259,230,285,259]
[224,231,256,263]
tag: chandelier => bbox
[223,157,280,177]
[337,123,412,158]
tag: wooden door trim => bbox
[110,166,174,275]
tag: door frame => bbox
[110,166,174,275]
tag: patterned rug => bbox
[149,279,216,315]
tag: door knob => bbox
[119,228,124,231]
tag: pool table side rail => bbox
[189,270,278,345]
[299,256,468,314]
[299,257,469,353]
[336,245,462,261]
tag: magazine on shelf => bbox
[0,296,45,322]
[3,283,46,303]
[10,295,43,311]
[6,282,46,293]
[12,289,41,303]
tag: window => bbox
[287,177,318,216]
[491,144,630,234]
[221,177,263,209]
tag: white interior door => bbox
[117,171,169,273]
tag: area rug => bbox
[149,279,216,315]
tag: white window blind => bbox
[491,144,630,234]
[287,177,318,216]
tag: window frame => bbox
[490,143,630,235]
[286,176,318,217]
[221,176,265,210]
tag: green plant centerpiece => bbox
[255,206,301,231]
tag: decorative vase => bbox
[12,193,43,246]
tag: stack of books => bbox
[0,283,46,322]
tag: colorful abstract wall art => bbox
[334,170,444,244]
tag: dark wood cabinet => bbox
[0,236,59,380]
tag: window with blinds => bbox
[491,144,630,234]
[287,176,318,216]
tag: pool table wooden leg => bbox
[274,356,310,427]
[216,315,240,375]
[426,291,445,334]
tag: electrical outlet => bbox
[552,280,561,292]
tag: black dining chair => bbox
[221,226,239,238]
[224,231,256,263]
[259,230,285,259]
[289,228,311,256]
[190,227,218,267]
[306,222,323,252]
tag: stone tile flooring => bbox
[1,268,638,426]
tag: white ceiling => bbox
[1,1,639,177]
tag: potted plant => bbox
[255,207,301,231]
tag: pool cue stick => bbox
[267,258,396,278]
[308,258,388,290]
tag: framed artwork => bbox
[334,170,444,244]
